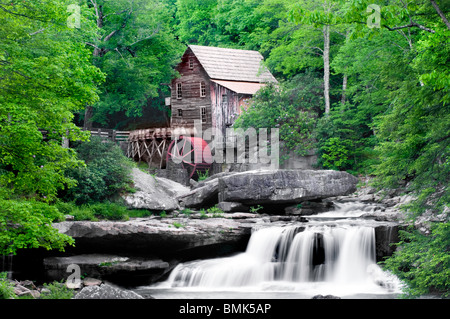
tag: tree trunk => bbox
[323,24,331,114]
[430,0,450,30]
[83,105,94,130]
[341,71,348,105]
[83,0,103,130]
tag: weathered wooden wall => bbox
[171,48,212,130]
[211,83,252,135]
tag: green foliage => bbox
[197,169,210,181]
[0,0,104,202]
[0,272,15,299]
[181,208,193,217]
[319,137,351,171]
[86,0,182,128]
[382,223,450,298]
[207,205,224,218]
[199,209,208,219]
[234,73,320,157]
[172,222,184,228]
[0,199,74,256]
[54,200,151,221]
[249,205,264,214]
[40,281,75,299]
[61,137,134,204]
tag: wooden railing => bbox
[86,128,130,143]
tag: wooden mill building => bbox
[169,45,277,134]
[126,45,277,174]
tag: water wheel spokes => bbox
[166,136,213,179]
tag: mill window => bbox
[201,107,207,123]
[200,82,206,97]
[176,83,182,99]
[222,94,228,107]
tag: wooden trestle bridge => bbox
[88,127,212,178]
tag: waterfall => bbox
[165,224,401,294]
[1,254,13,279]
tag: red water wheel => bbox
[166,136,213,179]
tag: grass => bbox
[207,205,224,218]
[54,201,153,222]
[197,169,210,181]
[40,281,74,299]
[172,222,184,228]
[0,272,15,299]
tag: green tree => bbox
[61,137,134,204]
[382,223,450,298]
[331,0,450,296]
[234,72,320,158]
[0,0,102,256]
[83,0,182,129]
[0,0,104,201]
[0,200,74,256]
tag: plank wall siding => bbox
[171,49,212,130]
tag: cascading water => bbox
[1,254,13,280]
[141,201,404,298]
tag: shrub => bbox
[61,137,134,205]
[0,199,74,255]
[382,222,450,298]
[197,169,209,181]
[54,200,152,221]
[319,137,352,171]
[0,272,15,299]
[207,205,224,218]
[40,281,74,299]
[89,202,129,221]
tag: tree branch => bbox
[429,0,450,30]
[29,28,45,36]
[129,25,161,47]
[86,42,100,50]
[383,20,435,33]
[102,8,133,42]
[0,4,48,22]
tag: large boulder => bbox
[177,178,219,208]
[178,169,358,209]
[122,168,190,211]
[218,170,359,205]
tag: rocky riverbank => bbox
[6,168,418,299]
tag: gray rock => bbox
[83,278,102,287]
[74,283,144,299]
[218,170,358,205]
[178,178,219,208]
[178,169,358,209]
[218,202,249,213]
[122,168,190,211]
[43,254,169,282]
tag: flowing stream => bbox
[135,201,404,299]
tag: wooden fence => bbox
[86,128,130,143]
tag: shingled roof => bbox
[189,45,277,84]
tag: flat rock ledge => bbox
[53,215,254,256]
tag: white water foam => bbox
[154,222,403,297]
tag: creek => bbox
[134,201,404,299]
